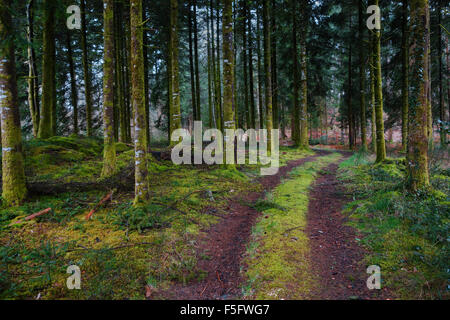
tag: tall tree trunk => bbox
[210,0,219,129]
[66,30,79,135]
[292,0,300,146]
[26,0,39,137]
[81,0,93,136]
[358,0,367,150]
[437,0,445,145]
[115,2,126,143]
[101,0,117,178]
[374,0,386,162]
[143,0,150,149]
[188,0,197,121]
[299,0,308,148]
[206,7,215,128]
[131,0,150,204]
[401,0,409,152]
[248,1,256,129]
[241,0,249,129]
[38,0,55,139]
[257,6,264,129]
[348,26,354,150]
[407,0,430,190]
[222,0,235,162]
[169,0,181,144]
[194,0,201,121]
[0,0,27,205]
[216,0,223,131]
[271,0,278,130]
[263,0,273,150]
[369,29,377,153]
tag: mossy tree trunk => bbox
[188,0,197,122]
[257,6,264,129]
[169,0,181,144]
[401,0,409,152]
[437,0,445,146]
[193,0,201,122]
[374,0,386,162]
[143,0,150,149]
[263,0,273,150]
[101,0,117,178]
[291,0,300,146]
[271,0,278,130]
[0,0,27,205]
[369,30,377,153]
[247,1,256,129]
[66,30,79,135]
[407,0,431,191]
[207,6,215,128]
[130,0,150,204]
[241,0,249,129]
[26,0,39,138]
[222,0,235,151]
[299,0,308,148]
[81,0,93,137]
[38,0,55,139]
[216,0,223,131]
[358,0,367,151]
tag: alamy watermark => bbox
[171,122,280,176]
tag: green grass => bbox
[338,152,449,300]
[243,152,343,299]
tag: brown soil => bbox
[160,150,392,300]
[160,150,331,300]
[306,159,391,300]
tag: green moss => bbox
[244,152,342,299]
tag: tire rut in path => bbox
[161,150,332,300]
[306,159,391,300]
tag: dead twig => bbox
[12,208,52,225]
[86,189,116,220]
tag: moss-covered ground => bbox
[243,152,343,299]
[337,150,449,299]
[0,137,312,300]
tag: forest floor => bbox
[0,137,448,300]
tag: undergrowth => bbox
[338,150,449,299]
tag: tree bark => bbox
[66,30,79,135]
[26,0,39,137]
[358,0,367,150]
[263,0,273,150]
[401,0,409,152]
[81,0,93,136]
[407,0,431,190]
[292,0,300,146]
[101,0,117,178]
[299,0,308,148]
[374,0,386,162]
[169,0,181,144]
[130,0,150,204]
[0,0,27,205]
[271,0,278,130]
[38,0,55,139]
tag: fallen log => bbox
[13,208,52,225]
[86,189,115,220]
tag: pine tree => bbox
[292,0,300,146]
[0,0,27,205]
[81,0,93,136]
[358,0,367,151]
[26,0,39,137]
[299,0,308,148]
[101,0,117,178]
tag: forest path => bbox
[160,149,333,300]
[305,158,390,300]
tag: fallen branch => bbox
[86,189,116,220]
[13,208,52,224]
